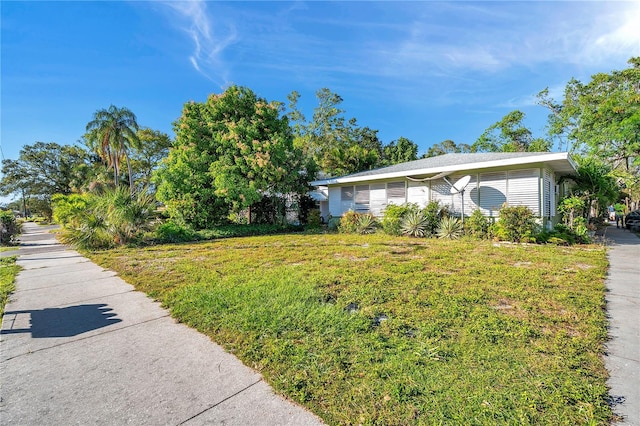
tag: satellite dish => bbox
[449,175,472,224]
[450,175,471,194]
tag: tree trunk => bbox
[125,152,134,195]
[113,153,120,187]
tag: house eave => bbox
[310,152,576,186]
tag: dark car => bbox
[625,210,640,230]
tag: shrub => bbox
[339,211,378,234]
[0,210,21,245]
[155,221,197,243]
[423,201,443,236]
[58,187,156,249]
[495,205,537,243]
[52,193,91,227]
[355,213,378,234]
[339,210,360,234]
[465,209,490,239]
[436,216,464,239]
[306,209,323,230]
[327,216,340,232]
[400,210,429,237]
[382,204,417,236]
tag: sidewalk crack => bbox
[175,379,263,426]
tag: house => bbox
[309,152,578,228]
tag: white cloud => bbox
[161,0,237,84]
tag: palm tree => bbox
[85,105,140,193]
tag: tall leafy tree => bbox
[422,139,471,158]
[382,137,419,165]
[0,142,92,218]
[130,128,172,191]
[472,110,550,153]
[155,86,309,228]
[538,57,640,202]
[85,105,140,192]
[288,88,383,176]
[561,156,619,220]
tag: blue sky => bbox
[2,1,639,167]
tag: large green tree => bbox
[538,57,640,202]
[382,137,419,165]
[472,110,551,153]
[85,105,140,192]
[129,127,172,191]
[0,142,92,218]
[155,86,309,228]
[422,139,471,158]
[288,88,383,176]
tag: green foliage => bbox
[558,196,586,230]
[305,209,323,230]
[562,157,619,220]
[472,110,551,153]
[288,88,383,176]
[57,187,156,249]
[85,104,140,191]
[423,200,444,235]
[0,211,22,245]
[536,223,593,245]
[400,209,429,237]
[382,203,418,236]
[538,58,640,205]
[130,127,172,191]
[0,256,20,316]
[436,216,464,239]
[327,216,340,232]
[154,221,196,243]
[0,142,94,216]
[338,211,378,234]
[155,86,308,229]
[89,234,612,425]
[465,209,490,239]
[52,193,91,227]
[494,205,538,243]
[422,139,471,158]
[382,137,418,165]
[354,213,378,234]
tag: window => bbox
[355,185,370,204]
[387,181,406,204]
[341,186,353,201]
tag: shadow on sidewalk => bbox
[1,304,122,338]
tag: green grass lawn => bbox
[89,234,611,425]
[0,256,20,316]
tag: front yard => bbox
[89,234,611,425]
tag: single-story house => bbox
[309,152,578,228]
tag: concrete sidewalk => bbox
[603,226,640,425]
[1,223,324,425]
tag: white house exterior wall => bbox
[407,181,429,207]
[327,167,551,220]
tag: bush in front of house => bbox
[382,204,418,236]
[382,201,443,237]
[339,211,379,234]
[436,216,464,239]
[400,209,429,237]
[491,205,538,243]
[465,209,491,239]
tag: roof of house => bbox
[310,152,577,186]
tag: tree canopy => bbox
[0,142,93,217]
[155,85,309,228]
[422,139,471,158]
[85,105,140,192]
[472,110,551,153]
